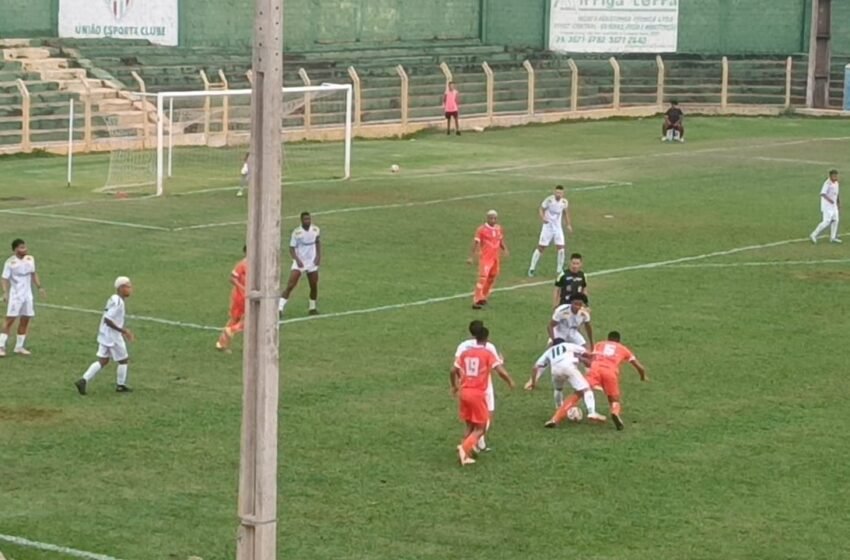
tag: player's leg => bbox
[830,212,841,242]
[811,211,834,242]
[676,122,685,141]
[661,120,669,140]
[551,371,568,409]
[75,349,112,395]
[279,268,303,313]
[445,113,452,135]
[477,383,495,452]
[306,270,319,315]
[13,299,33,355]
[217,299,245,351]
[473,261,491,308]
[453,113,461,136]
[0,315,15,357]
[601,373,624,430]
[566,368,604,421]
[529,226,552,276]
[554,226,566,273]
[481,259,500,301]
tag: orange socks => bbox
[611,402,622,416]
[551,394,580,424]
[462,433,479,455]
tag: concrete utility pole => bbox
[236,0,283,559]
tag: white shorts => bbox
[551,364,590,392]
[6,295,34,317]
[553,328,586,348]
[97,341,128,362]
[821,208,839,223]
[538,224,565,247]
[291,261,319,274]
[485,379,495,412]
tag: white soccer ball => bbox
[567,407,583,422]
[390,164,400,173]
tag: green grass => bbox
[2,116,850,560]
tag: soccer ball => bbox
[567,407,583,422]
[390,164,400,173]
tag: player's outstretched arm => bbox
[584,322,594,349]
[494,364,515,389]
[631,359,648,381]
[467,239,479,264]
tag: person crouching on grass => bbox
[443,81,460,136]
[662,100,684,142]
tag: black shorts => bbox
[445,111,459,119]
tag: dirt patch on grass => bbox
[794,270,850,282]
[0,405,62,424]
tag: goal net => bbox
[98,84,352,196]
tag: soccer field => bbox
[2,117,850,560]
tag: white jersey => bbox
[552,304,590,332]
[290,225,320,266]
[821,179,839,213]
[240,162,249,176]
[97,294,126,347]
[534,342,587,371]
[541,195,569,226]
[2,255,36,300]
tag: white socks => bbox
[529,249,541,271]
[83,362,102,382]
[15,335,25,350]
[309,299,317,311]
[279,297,287,312]
[477,420,490,451]
[553,389,564,408]
[556,249,565,272]
[582,390,597,415]
[117,364,129,386]
[0,333,7,348]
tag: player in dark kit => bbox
[662,100,684,142]
[553,253,588,308]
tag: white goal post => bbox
[155,83,352,196]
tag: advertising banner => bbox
[59,0,179,46]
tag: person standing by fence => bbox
[444,81,461,136]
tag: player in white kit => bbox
[810,169,842,244]
[1,239,45,357]
[236,152,250,197]
[74,277,135,395]
[528,185,572,277]
[280,211,321,316]
[548,293,593,349]
[527,338,604,422]
[454,320,502,452]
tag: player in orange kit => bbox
[468,209,509,310]
[548,330,648,430]
[451,326,515,465]
[216,246,247,352]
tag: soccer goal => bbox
[91,83,353,196]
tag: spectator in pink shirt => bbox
[443,81,460,136]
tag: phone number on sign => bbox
[555,36,649,44]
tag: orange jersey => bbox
[475,224,504,262]
[231,258,248,301]
[455,345,502,394]
[590,341,635,376]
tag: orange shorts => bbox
[459,390,490,425]
[585,368,620,398]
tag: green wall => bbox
[0,0,843,56]
[1,0,57,38]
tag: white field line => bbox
[38,303,221,332]
[661,257,850,269]
[0,534,123,560]
[0,209,171,231]
[36,234,823,331]
[753,156,840,166]
[172,182,632,232]
[161,135,850,198]
[0,200,88,212]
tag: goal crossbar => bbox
[155,83,353,196]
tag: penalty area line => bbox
[0,534,124,560]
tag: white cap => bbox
[114,276,131,289]
[486,209,498,217]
